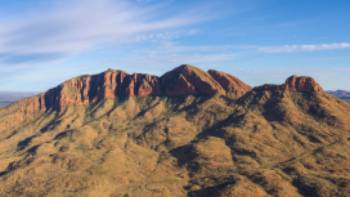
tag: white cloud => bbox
[129,29,199,43]
[0,0,206,64]
[259,42,350,53]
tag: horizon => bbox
[0,0,349,91]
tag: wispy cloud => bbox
[0,0,207,65]
[129,29,199,43]
[258,42,350,53]
[115,41,237,74]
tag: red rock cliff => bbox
[18,65,329,113]
[284,75,323,92]
[251,75,324,94]
[208,69,251,98]
[160,65,226,96]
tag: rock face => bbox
[284,75,323,92]
[14,64,253,112]
[160,65,226,96]
[11,66,325,114]
[252,75,324,94]
[208,69,251,98]
[19,70,162,111]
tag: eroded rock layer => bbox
[15,65,252,112]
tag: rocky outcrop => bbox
[208,69,251,98]
[12,66,325,114]
[239,75,325,109]
[121,73,161,97]
[30,64,252,112]
[284,75,323,92]
[14,70,160,112]
[160,65,226,96]
[251,75,323,94]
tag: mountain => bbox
[0,92,36,108]
[327,90,350,100]
[0,64,350,197]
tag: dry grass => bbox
[0,91,350,196]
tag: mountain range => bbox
[0,81,347,109]
[0,64,350,197]
[0,92,36,108]
[327,90,350,100]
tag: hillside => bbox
[0,65,349,197]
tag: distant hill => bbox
[328,90,350,100]
[0,92,36,107]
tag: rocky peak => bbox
[208,69,251,98]
[284,75,323,93]
[250,75,323,94]
[160,64,226,96]
[239,76,326,112]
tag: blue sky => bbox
[0,0,349,91]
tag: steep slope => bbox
[159,65,226,96]
[0,66,349,197]
[208,69,251,98]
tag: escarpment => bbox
[9,66,329,120]
[13,64,253,112]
